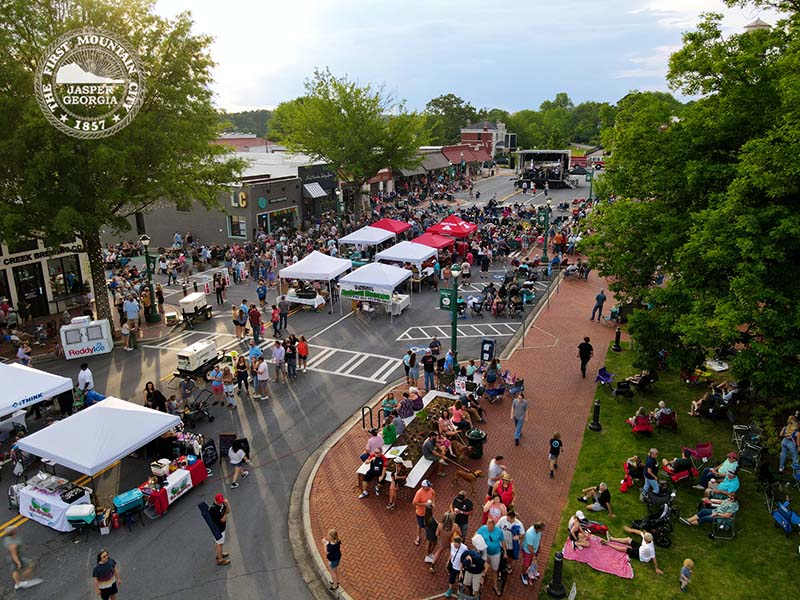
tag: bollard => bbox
[546,551,567,598]
[612,327,622,352]
[182,284,188,297]
[193,281,199,293]
[588,398,602,432]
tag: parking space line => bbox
[434,326,449,337]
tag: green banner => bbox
[341,288,391,303]
[439,287,456,310]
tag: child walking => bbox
[680,558,694,592]
[323,530,341,591]
[548,433,563,478]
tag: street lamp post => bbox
[539,199,552,262]
[450,268,461,361]
[334,187,343,234]
[139,235,161,323]
[587,168,594,201]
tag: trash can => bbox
[466,429,487,459]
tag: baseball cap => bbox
[727,452,738,460]
[576,510,586,520]
[421,479,432,488]
[215,493,225,504]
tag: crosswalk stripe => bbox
[335,353,363,373]
[342,354,370,375]
[370,359,400,382]
[307,349,335,368]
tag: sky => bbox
[154,0,777,113]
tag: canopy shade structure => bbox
[371,218,412,235]
[16,398,180,476]
[426,215,478,238]
[412,232,456,250]
[339,262,412,290]
[338,226,395,246]
[375,241,437,267]
[0,363,73,419]
[421,152,451,172]
[278,251,352,281]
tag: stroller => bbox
[182,390,215,427]
[631,503,674,548]
[641,484,677,516]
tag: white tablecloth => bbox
[165,468,193,505]
[286,294,326,308]
[19,486,91,532]
[386,294,411,316]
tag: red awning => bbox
[426,215,478,238]
[367,168,393,184]
[411,232,456,250]
[472,148,492,162]
[441,145,480,164]
[371,218,411,235]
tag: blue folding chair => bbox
[595,367,615,385]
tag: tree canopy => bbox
[582,7,800,396]
[0,0,244,326]
[220,109,272,137]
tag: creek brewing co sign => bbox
[34,28,145,139]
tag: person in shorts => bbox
[358,447,387,499]
[92,549,121,599]
[228,440,250,489]
[577,482,615,517]
[4,528,41,590]
[209,494,231,565]
[323,529,341,591]
[460,548,485,596]
[443,536,466,598]
[601,526,664,575]
[548,433,562,478]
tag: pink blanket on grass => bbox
[561,537,634,579]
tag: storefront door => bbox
[13,263,48,317]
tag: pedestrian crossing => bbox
[142,331,401,384]
[396,322,521,341]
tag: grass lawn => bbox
[538,342,799,600]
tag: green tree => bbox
[0,0,245,329]
[270,69,427,214]
[424,93,477,145]
[220,109,273,137]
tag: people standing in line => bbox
[590,288,607,321]
[278,295,290,333]
[577,336,594,378]
[413,480,436,546]
[430,511,456,568]
[4,528,42,590]
[423,504,439,570]
[207,364,224,406]
[271,341,286,384]
[228,440,250,489]
[548,433,562,478]
[236,307,248,342]
[248,303,261,345]
[511,392,529,446]
[209,494,231,565]
[428,336,442,358]
[443,535,466,598]
[247,340,263,389]
[297,336,309,373]
[460,547,486,598]
[222,366,236,410]
[475,517,505,596]
[486,455,507,497]
[232,304,243,340]
[521,522,544,585]
[496,509,525,574]
[284,338,297,380]
[322,530,341,591]
[235,355,249,396]
[92,549,121,600]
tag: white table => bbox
[286,294,326,309]
[19,486,91,532]
[386,294,411,316]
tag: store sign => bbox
[65,341,108,359]
[35,28,145,139]
[439,288,456,310]
[2,243,84,266]
[269,196,288,204]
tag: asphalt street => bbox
[0,174,595,600]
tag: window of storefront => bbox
[47,254,85,298]
[228,215,247,239]
[0,269,9,302]
[257,208,297,234]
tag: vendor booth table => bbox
[284,292,326,310]
[339,262,412,320]
[0,363,73,435]
[18,483,91,532]
[140,458,208,516]
[279,251,352,313]
[374,241,438,292]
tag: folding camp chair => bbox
[595,367,614,385]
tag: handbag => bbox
[12,461,24,477]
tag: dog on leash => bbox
[452,469,484,495]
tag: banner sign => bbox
[340,286,391,304]
[439,288,456,310]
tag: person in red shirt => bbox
[270,305,280,338]
[248,304,261,344]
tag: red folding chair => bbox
[683,442,713,464]
[627,415,654,437]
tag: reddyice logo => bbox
[67,342,106,357]
[34,28,145,139]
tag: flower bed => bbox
[387,394,455,472]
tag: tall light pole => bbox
[139,235,161,323]
[450,267,461,361]
[334,186,343,234]
[539,199,552,262]
[587,168,594,201]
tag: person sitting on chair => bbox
[680,492,738,527]
[651,401,673,420]
[626,455,644,480]
[704,468,740,499]
[696,452,738,490]
[662,449,693,474]
[577,482,615,518]
[626,406,648,426]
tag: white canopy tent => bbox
[338,262,413,320]
[0,363,73,419]
[374,241,437,269]
[278,251,352,312]
[338,226,395,247]
[16,397,180,476]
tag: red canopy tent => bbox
[371,218,411,235]
[426,215,478,238]
[412,232,456,250]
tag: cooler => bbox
[113,488,144,514]
[151,459,171,477]
[179,292,208,314]
[66,504,96,526]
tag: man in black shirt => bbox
[451,490,474,539]
[577,482,615,518]
[461,549,486,596]
[209,494,231,565]
[577,336,594,378]
[421,349,436,391]
[358,447,387,499]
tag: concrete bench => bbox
[405,457,434,489]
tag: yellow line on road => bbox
[500,189,522,203]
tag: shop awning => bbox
[421,152,451,172]
[16,398,181,476]
[371,218,412,235]
[302,182,328,199]
[338,226,395,246]
[472,148,492,162]
[399,165,426,177]
[0,363,73,419]
[411,232,456,250]
[279,250,352,281]
[375,241,437,267]
[442,145,479,164]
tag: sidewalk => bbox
[306,274,619,600]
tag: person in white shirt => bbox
[77,363,94,392]
[601,526,663,575]
[228,440,249,489]
[496,510,525,570]
[443,536,467,598]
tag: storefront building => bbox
[0,240,91,318]
[244,176,303,237]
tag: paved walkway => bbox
[307,272,619,600]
